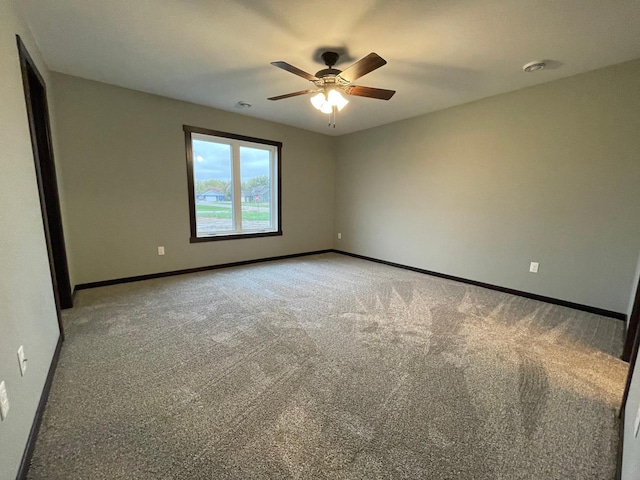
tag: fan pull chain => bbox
[329,105,337,128]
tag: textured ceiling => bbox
[19,0,640,136]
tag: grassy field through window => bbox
[196,202,270,221]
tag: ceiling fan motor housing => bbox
[321,51,340,68]
[315,68,341,78]
[316,52,342,79]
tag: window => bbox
[183,125,282,242]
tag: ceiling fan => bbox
[268,51,396,127]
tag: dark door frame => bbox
[622,278,640,362]
[16,35,72,338]
[621,278,640,411]
[617,276,640,479]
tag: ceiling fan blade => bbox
[339,53,387,83]
[268,89,316,101]
[344,85,396,100]
[271,61,318,81]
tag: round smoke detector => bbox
[523,61,546,73]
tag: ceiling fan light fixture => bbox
[310,92,326,110]
[328,89,349,111]
[320,101,333,114]
[311,90,349,114]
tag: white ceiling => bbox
[19,0,640,136]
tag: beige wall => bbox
[0,1,61,478]
[335,59,640,314]
[51,73,335,286]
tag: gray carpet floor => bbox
[28,253,627,479]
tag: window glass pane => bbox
[192,138,233,235]
[239,146,272,231]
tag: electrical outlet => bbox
[17,345,27,376]
[529,262,539,273]
[0,381,9,421]
[157,246,165,256]
[337,233,342,239]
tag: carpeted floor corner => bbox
[28,253,627,479]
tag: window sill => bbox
[190,230,283,243]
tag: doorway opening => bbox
[16,36,72,338]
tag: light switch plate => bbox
[158,246,165,256]
[0,381,9,420]
[17,345,27,376]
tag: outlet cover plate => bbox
[529,262,539,273]
[0,381,9,420]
